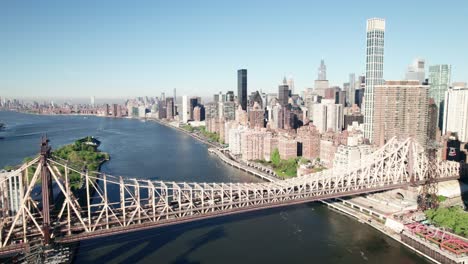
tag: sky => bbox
[1,0,467,100]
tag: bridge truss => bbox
[0,137,461,255]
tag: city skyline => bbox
[2,0,468,98]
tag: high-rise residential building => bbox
[241,130,266,161]
[193,105,205,121]
[297,124,321,160]
[229,126,247,156]
[112,104,118,117]
[104,104,110,116]
[312,99,343,133]
[205,102,218,120]
[349,73,356,106]
[166,97,174,119]
[90,96,95,107]
[278,78,290,106]
[237,69,248,110]
[318,59,327,81]
[235,105,248,126]
[443,86,468,142]
[189,97,200,120]
[373,80,429,147]
[248,102,265,128]
[363,18,385,143]
[427,99,438,143]
[223,101,236,121]
[182,95,189,123]
[158,103,167,119]
[405,58,426,84]
[429,64,451,130]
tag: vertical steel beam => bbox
[65,165,71,235]
[103,174,109,229]
[120,177,126,226]
[85,169,91,230]
[40,137,52,244]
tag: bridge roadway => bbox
[0,137,463,256]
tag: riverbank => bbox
[322,200,441,263]
[149,118,282,182]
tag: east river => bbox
[0,111,428,264]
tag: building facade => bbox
[237,69,248,110]
[429,64,451,130]
[363,18,385,142]
[373,80,429,147]
[443,87,468,142]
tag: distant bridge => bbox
[0,137,461,256]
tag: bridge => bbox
[0,137,461,256]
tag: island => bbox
[52,136,109,189]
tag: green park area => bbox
[181,124,221,144]
[270,148,299,179]
[425,206,468,237]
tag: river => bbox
[0,111,428,264]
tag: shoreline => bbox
[322,200,442,264]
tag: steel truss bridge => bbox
[0,137,461,256]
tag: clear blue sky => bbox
[1,0,467,99]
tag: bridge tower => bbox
[417,146,439,210]
[39,136,53,244]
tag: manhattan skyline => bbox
[2,0,467,98]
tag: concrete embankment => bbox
[208,148,277,182]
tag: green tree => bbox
[271,148,280,166]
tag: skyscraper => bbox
[237,69,248,110]
[278,78,290,106]
[314,60,329,97]
[428,64,451,130]
[90,96,95,107]
[348,73,356,106]
[287,76,295,95]
[318,59,327,80]
[182,95,189,123]
[363,18,385,142]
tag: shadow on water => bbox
[460,162,468,209]
[74,203,313,264]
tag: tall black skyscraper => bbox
[237,69,247,110]
[278,85,289,106]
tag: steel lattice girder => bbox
[0,137,461,252]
